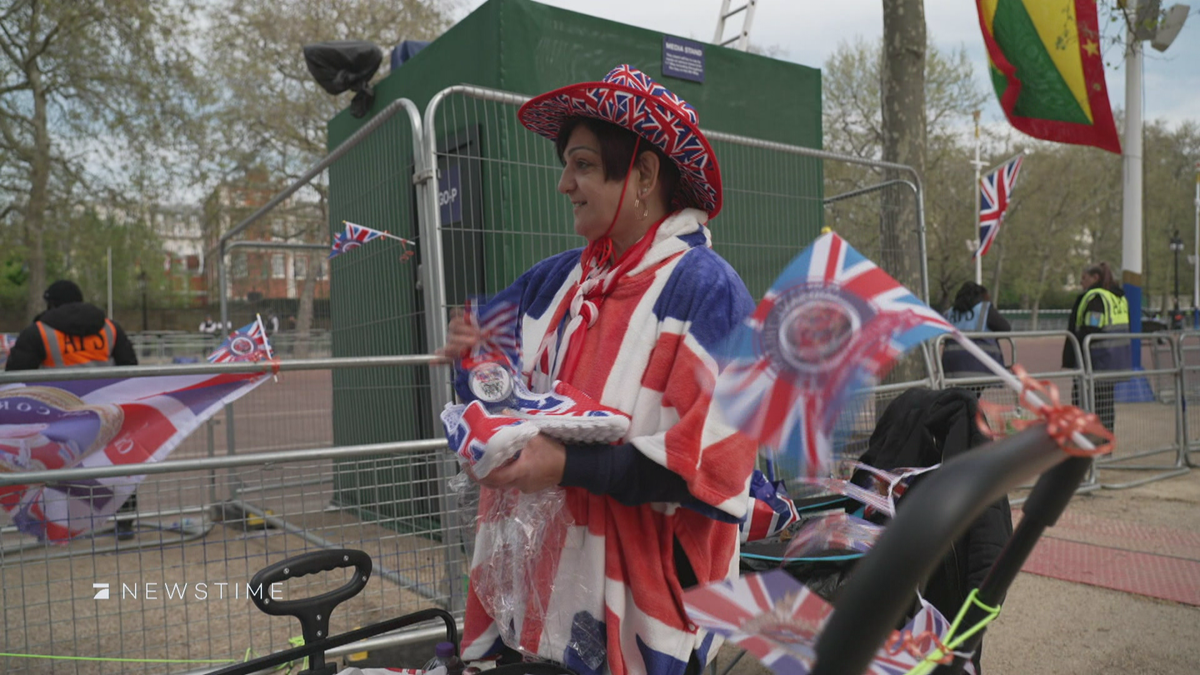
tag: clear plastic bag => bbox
[447,477,605,672]
[783,512,883,559]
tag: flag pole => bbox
[380,231,416,246]
[948,332,1097,453]
[973,111,984,285]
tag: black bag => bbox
[302,41,382,118]
[853,387,1013,672]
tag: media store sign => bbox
[93,581,284,601]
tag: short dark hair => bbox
[554,117,681,205]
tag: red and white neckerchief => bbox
[533,213,669,385]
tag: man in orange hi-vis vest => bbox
[6,279,140,538]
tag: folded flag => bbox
[714,231,953,478]
[441,400,539,479]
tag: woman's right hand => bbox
[435,309,482,359]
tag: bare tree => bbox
[205,0,454,343]
[0,0,207,321]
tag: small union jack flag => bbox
[461,297,520,371]
[207,316,273,363]
[714,231,953,478]
[740,469,800,543]
[975,154,1024,259]
[684,570,831,673]
[683,571,976,675]
[329,221,385,259]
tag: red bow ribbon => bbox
[976,365,1115,457]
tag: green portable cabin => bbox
[325,0,823,532]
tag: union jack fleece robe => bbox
[460,209,758,675]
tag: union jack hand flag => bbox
[461,297,521,371]
[329,221,385,259]
[975,154,1024,259]
[683,571,977,675]
[207,316,273,364]
[713,231,952,478]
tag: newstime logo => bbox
[91,581,284,601]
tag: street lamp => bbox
[137,268,148,332]
[1170,230,1184,328]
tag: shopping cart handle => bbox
[811,425,1065,675]
[250,548,372,673]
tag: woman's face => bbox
[557,125,637,242]
[1081,271,1099,289]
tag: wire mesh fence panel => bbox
[1087,334,1187,487]
[1001,310,1071,332]
[703,135,823,298]
[1181,333,1200,456]
[822,167,924,300]
[0,448,457,675]
[428,91,578,319]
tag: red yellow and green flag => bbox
[976,0,1122,154]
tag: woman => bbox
[438,66,756,675]
[940,282,1010,381]
[1062,262,1130,431]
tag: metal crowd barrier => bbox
[0,357,466,675]
[1085,332,1190,488]
[1178,331,1200,468]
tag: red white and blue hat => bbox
[518,65,723,219]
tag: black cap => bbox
[44,280,84,308]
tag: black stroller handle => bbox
[811,425,1072,675]
[249,549,372,675]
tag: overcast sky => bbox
[458,0,1199,131]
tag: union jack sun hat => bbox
[518,64,723,219]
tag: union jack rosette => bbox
[713,232,953,477]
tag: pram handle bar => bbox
[811,425,1067,675]
[204,607,459,675]
[249,549,373,674]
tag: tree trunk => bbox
[880,0,926,292]
[24,61,51,323]
[295,250,317,358]
[294,190,326,358]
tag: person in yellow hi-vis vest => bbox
[1062,262,1131,432]
[6,280,141,538]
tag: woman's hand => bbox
[478,434,567,493]
[435,309,482,359]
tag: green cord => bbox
[0,653,237,664]
[1,634,307,668]
[904,589,1002,675]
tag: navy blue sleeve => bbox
[4,325,45,371]
[560,442,694,506]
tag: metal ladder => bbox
[712,0,759,51]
